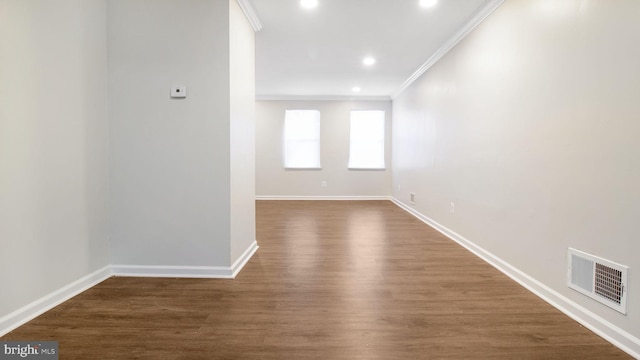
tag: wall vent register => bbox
[567,248,628,314]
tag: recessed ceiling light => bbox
[419,0,437,8]
[363,57,376,66]
[301,0,318,9]
[352,87,361,92]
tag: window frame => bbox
[347,110,386,170]
[283,109,322,170]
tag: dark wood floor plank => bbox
[1,200,631,359]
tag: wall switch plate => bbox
[321,181,327,188]
[410,193,415,204]
[170,86,187,98]
[450,202,455,213]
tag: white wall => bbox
[108,0,256,268]
[256,100,392,197]
[108,0,232,267]
[392,0,640,351]
[0,0,256,331]
[229,0,257,263]
[0,0,110,319]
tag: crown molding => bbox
[392,0,504,99]
[236,0,262,32]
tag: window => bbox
[284,110,321,169]
[348,110,385,169]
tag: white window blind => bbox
[348,110,385,169]
[284,110,321,169]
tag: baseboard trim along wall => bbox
[1,241,260,337]
[0,266,112,337]
[390,197,640,358]
[112,241,259,279]
[232,240,260,278]
[256,196,391,201]
[110,265,234,278]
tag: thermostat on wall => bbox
[170,86,187,99]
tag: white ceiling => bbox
[248,0,493,100]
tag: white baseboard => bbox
[111,241,259,279]
[391,197,640,358]
[256,195,391,201]
[0,266,112,337]
[231,240,259,278]
[110,264,235,278]
[0,241,260,336]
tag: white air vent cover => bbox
[567,248,628,314]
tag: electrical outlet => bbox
[321,181,327,188]
[410,193,415,204]
[450,202,455,213]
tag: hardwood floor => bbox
[2,201,631,359]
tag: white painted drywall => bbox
[393,0,640,343]
[229,0,257,263]
[108,0,232,266]
[256,100,392,197]
[0,0,110,318]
